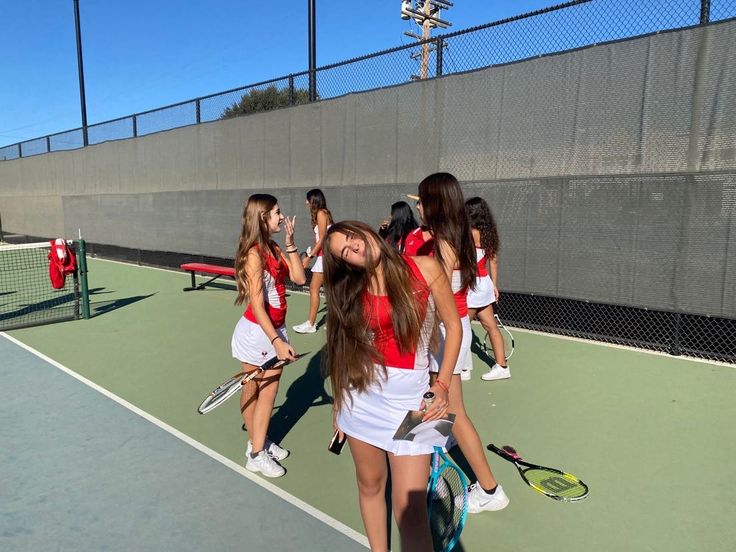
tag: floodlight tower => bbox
[400,0,453,80]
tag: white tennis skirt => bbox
[337,366,440,456]
[311,256,324,274]
[467,275,495,308]
[231,316,289,366]
[430,315,472,374]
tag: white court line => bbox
[92,256,730,365]
[0,332,369,549]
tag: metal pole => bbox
[308,0,316,101]
[436,37,444,77]
[73,0,89,147]
[288,74,295,106]
[700,0,710,24]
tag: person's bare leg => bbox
[387,453,433,552]
[249,368,283,452]
[348,438,390,552]
[307,272,323,326]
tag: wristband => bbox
[435,380,449,393]
[285,248,298,254]
[270,335,281,345]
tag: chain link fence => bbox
[2,0,734,160]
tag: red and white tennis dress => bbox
[403,226,434,257]
[310,223,331,274]
[467,247,495,308]
[336,257,440,456]
[231,248,290,366]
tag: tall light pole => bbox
[73,0,89,146]
[308,0,317,101]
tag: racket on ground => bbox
[482,302,514,361]
[487,444,588,502]
[427,446,469,552]
[198,353,308,414]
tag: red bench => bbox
[180,262,236,291]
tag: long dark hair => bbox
[234,194,278,306]
[323,221,424,412]
[306,188,333,227]
[465,196,499,258]
[379,201,419,253]
[418,172,476,291]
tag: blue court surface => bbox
[0,334,367,552]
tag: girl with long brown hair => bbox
[465,196,509,380]
[323,220,461,552]
[417,172,510,514]
[293,188,333,334]
[232,193,306,478]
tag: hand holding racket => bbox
[428,446,468,552]
[487,443,588,502]
[198,353,308,415]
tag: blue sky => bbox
[0,0,557,146]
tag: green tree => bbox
[221,85,312,119]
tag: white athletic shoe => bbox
[246,450,285,478]
[481,363,510,381]
[460,369,472,381]
[466,482,510,513]
[246,438,289,461]
[292,321,317,334]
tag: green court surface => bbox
[5,258,736,551]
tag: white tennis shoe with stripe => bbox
[466,483,509,513]
[246,450,286,478]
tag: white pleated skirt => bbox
[337,366,439,456]
[231,316,288,366]
[467,275,495,308]
[429,315,473,374]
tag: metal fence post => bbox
[46,136,51,153]
[18,144,23,158]
[436,37,444,77]
[132,115,138,138]
[700,0,711,24]
[288,74,295,106]
[195,99,201,124]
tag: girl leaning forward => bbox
[323,221,461,552]
[232,193,306,478]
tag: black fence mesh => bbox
[3,0,734,156]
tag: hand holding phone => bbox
[328,429,347,455]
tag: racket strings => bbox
[429,467,467,550]
[524,467,588,500]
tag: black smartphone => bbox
[328,429,347,455]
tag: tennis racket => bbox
[482,302,514,361]
[487,444,588,502]
[198,353,307,414]
[427,446,469,552]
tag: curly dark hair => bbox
[465,196,499,258]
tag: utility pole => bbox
[400,0,453,80]
[308,0,317,101]
[73,0,89,146]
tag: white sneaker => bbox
[246,450,285,478]
[246,438,289,461]
[466,482,509,513]
[460,369,472,381]
[481,363,510,381]
[292,321,317,334]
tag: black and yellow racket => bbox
[198,353,307,414]
[487,444,588,502]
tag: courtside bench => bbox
[180,262,235,291]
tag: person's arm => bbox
[245,248,296,361]
[489,254,499,301]
[414,256,461,422]
[280,216,306,286]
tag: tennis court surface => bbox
[3,258,735,551]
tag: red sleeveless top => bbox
[244,246,289,328]
[362,256,431,370]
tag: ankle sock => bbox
[482,485,498,495]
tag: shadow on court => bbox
[470,329,497,366]
[88,287,157,318]
[267,348,334,444]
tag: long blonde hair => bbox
[323,221,424,412]
[234,194,278,306]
